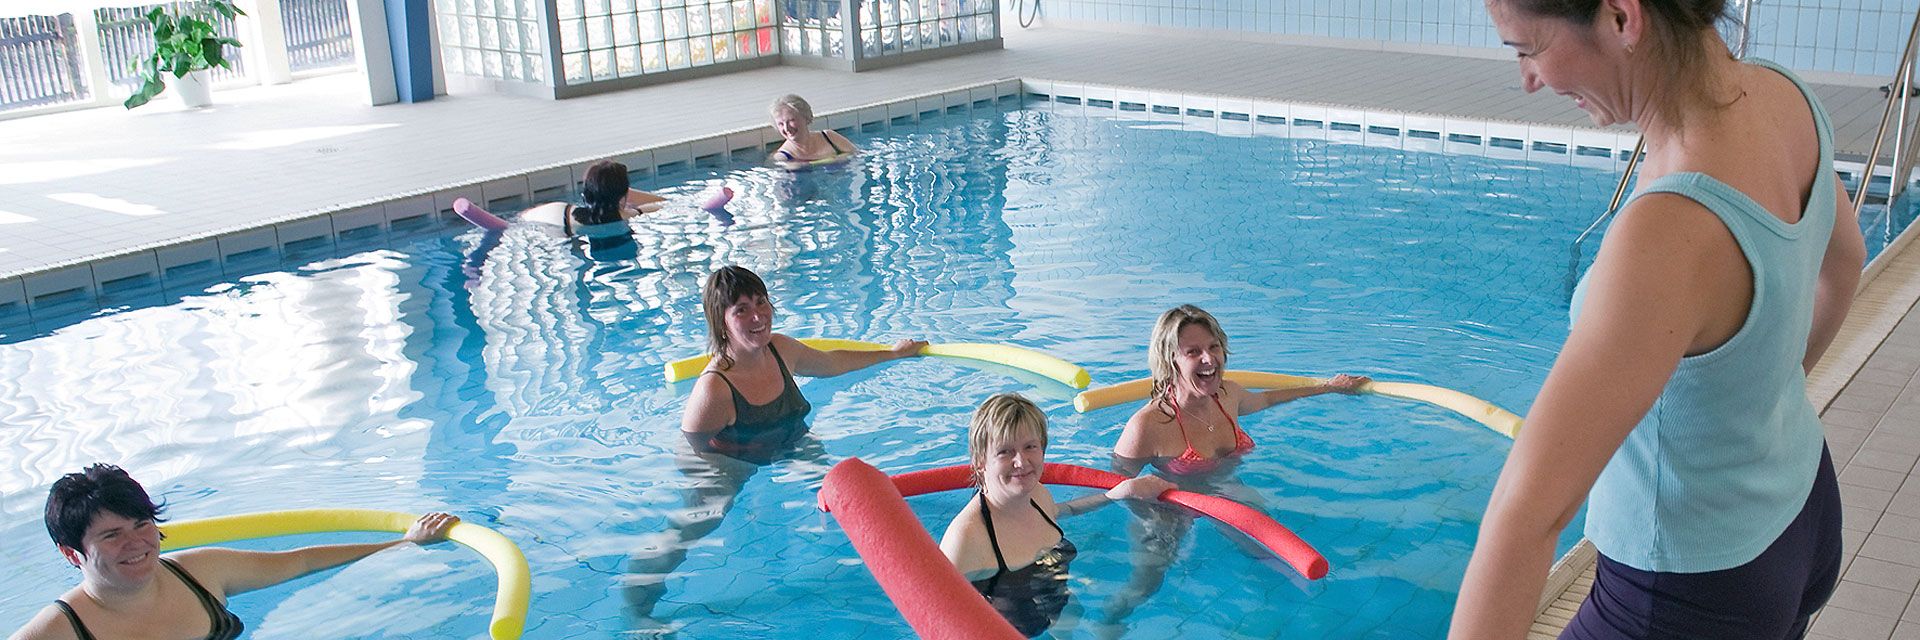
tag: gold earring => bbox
[1625,42,1635,55]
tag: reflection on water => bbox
[0,104,1639,638]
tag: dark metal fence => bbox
[0,14,90,111]
[96,3,248,91]
[283,0,354,71]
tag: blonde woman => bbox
[940,393,1171,637]
[1114,304,1368,476]
[769,94,857,169]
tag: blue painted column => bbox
[384,0,433,102]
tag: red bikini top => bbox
[1163,394,1252,475]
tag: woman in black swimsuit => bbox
[769,94,857,169]
[939,394,1173,637]
[624,265,925,626]
[14,464,455,640]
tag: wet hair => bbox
[574,160,631,226]
[967,393,1048,486]
[702,266,771,371]
[1497,0,1734,128]
[45,464,165,555]
[1147,305,1231,406]
[770,94,815,123]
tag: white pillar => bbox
[68,7,116,108]
[239,0,293,85]
[345,0,397,105]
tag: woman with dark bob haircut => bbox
[1455,0,1865,638]
[12,464,458,640]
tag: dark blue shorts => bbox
[1562,445,1842,640]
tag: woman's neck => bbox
[725,343,771,370]
[80,575,161,613]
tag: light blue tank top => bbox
[1570,59,1837,573]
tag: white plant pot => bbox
[174,70,213,108]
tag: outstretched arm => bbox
[779,334,926,378]
[1233,374,1370,415]
[181,513,460,597]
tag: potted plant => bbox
[123,0,246,109]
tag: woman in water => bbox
[13,464,456,640]
[1101,304,1368,632]
[769,94,857,170]
[941,393,1173,637]
[626,265,926,626]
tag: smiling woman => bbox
[9,464,457,640]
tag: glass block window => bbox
[856,0,993,59]
[436,0,546,83]
[780,0,844,58]
[557,0,777,85]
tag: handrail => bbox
[1565,136,1644,300]
[1859,8,1920,214]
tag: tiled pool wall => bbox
[1025,0,1918,79]
[5,76,1917,333]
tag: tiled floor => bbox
[4,22,1919,637]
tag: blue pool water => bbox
[1,100,1908,638]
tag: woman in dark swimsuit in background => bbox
[12,464,455,640]
[769,94,857,170]
[940,394,1172,637]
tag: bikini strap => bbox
[52,600,97,640]
[1208,395,1242,435]
[1031,499,1064,536]
[1168,399,1197,451]
[160,557,227,626]
[822,131,844,154]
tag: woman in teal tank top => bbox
[14,464,457,640]
[1453,1,1867,638]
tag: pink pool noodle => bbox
[880,463,1329,581]
[700,187,734,210]
[453,197,510,231]
[817,458,1024,640]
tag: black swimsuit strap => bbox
[822,131,843,154]
[704,343,797,399]
[161,557,234,635]
[977,491,1011,575]
[1033,499,1064,536]
[52,600,97,640]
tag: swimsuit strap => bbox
[777,149,795,161]
[822,131,843,154]
[977,491,1010,594]
[1169,399,1198,456]
[1031,499,1063,536]
[1208,395,1245,441]
[52,600,97,640]
[161,557,239,637]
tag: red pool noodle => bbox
[817,458,1025,640]
[453,197,510,231]
[880,463,1328,580]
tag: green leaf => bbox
[123,77,166,109]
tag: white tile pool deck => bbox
[4,23,1920,638]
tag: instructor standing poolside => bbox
[1454,0,1865,638]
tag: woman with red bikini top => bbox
[1112,305,1370,478]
